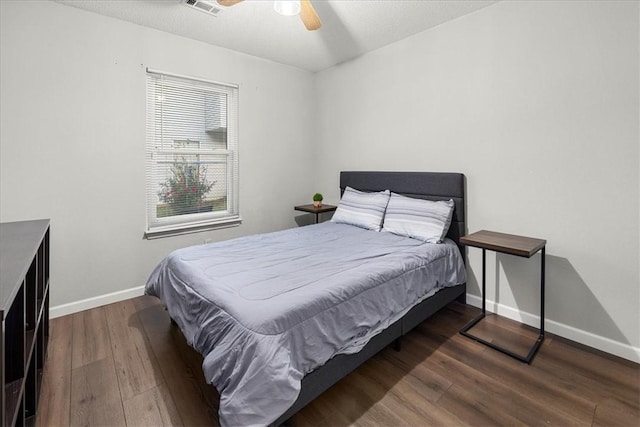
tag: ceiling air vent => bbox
[181,0,224,17]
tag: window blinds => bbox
[145,69,239,237]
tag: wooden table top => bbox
[460,230,546,257]
[294,204,337,214]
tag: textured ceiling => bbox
[55,0,498,72]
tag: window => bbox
[145,69,239,238]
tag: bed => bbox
[145,171,467,426]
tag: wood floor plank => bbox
[403,331,593,425]
[437,383,525,426]
[344,368,423,426]
[172,324,221,413]
[592,396,640,427]
[321,377,405,427]
[437,361,585,426]
[359,352,451,403]
[481,311,543,335]
[424,304,483,333]
[38,299,640,427]
[460,328,639,422]
[36,316,72,427]
[104,299,164,401]
[300,384,365,427]
[289,396,329,426]
[133,296,219,426]
[71,306,110,368]
[70,358,126,426]
[416,315,488,355]
[463,314,542,356]
[351,364,463,426]
[122,383,183,426]
[539,336,640,408]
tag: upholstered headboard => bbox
[339,171,467,257]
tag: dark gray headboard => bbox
[339,171,467,256]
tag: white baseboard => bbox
[466,294,640,364]
[50,286,146,318]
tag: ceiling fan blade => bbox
[300,0,321,31]
[217,0,244,6]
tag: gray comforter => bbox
[145,222,466,426]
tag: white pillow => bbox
[331,187,390,231]
[382,193,454,243]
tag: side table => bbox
[459,230,546,364]
[294,204,337,224]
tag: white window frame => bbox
[144,68,240,239]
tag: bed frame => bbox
[272,171,467,425]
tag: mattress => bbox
[145,222,466,426]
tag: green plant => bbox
[313,193,323,202]
[158,156,216,216]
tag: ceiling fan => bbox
[218,0,322,31]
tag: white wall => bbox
[0,1,315,311]
[314,1,639,360]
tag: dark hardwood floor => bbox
[36,296,639,426]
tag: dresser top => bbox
[0,219,50,314]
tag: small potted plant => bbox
[313,193,323,208]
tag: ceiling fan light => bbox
[273,0,301,16]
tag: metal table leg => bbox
[460,247,545,364]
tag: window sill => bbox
[144,216,242,240]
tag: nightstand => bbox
[459,230,546,364]
[294,204,337,224]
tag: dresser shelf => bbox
[0,219,50,426]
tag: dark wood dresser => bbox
[0,220,50,426]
